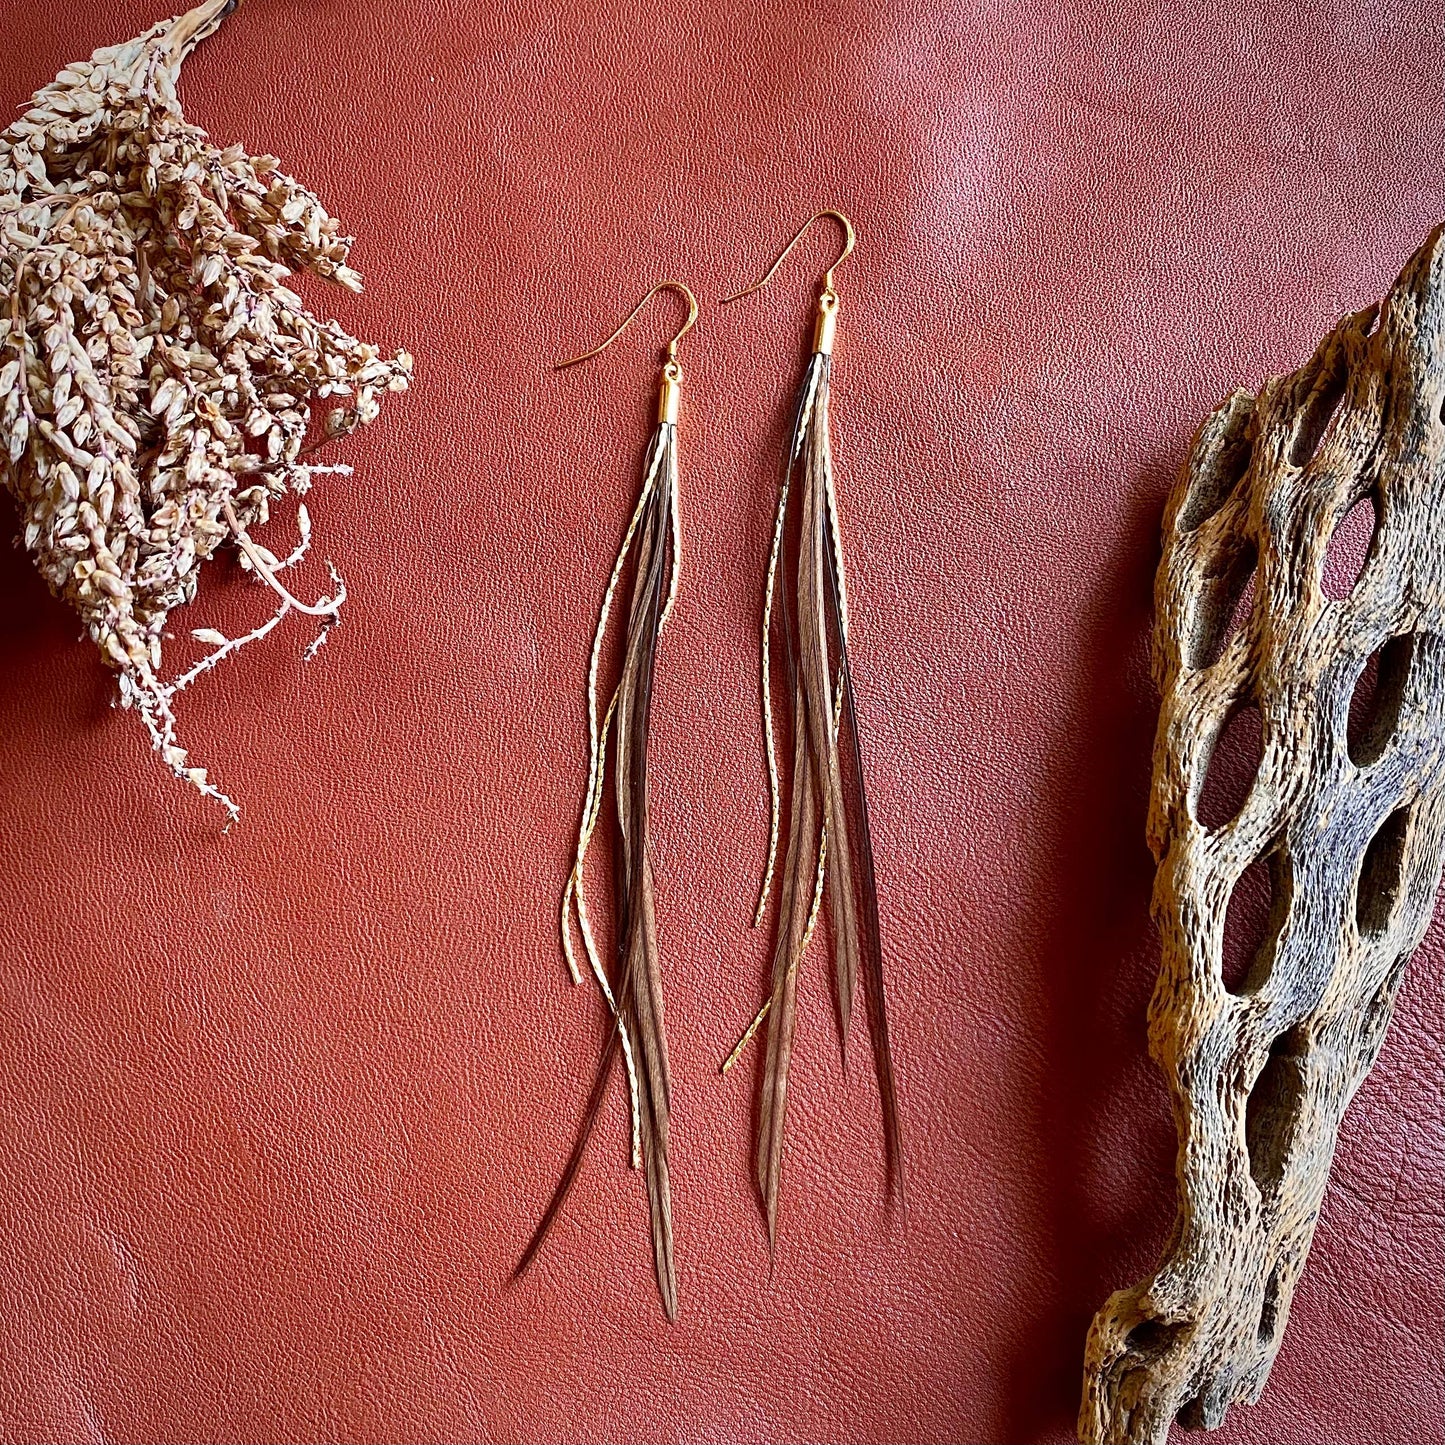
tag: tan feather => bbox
[744,350,904,1247]
[518,420,680,1319]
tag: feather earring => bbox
[514,282,697,1322]
[720,212,903,1246]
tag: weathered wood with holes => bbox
[1080,225,1445,1444]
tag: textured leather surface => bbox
[0,2,1441,1442]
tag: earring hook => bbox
[722,210,856,304]
[554,281,700,370]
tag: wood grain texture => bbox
[1080,225,1445,1444]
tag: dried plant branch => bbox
[0,0,412,818]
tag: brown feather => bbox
[518,421,680,1319]
[798,359,863,1048]
[512,1026,623,1283]
[752,346,905,1243]
[612,426,677,1317]
[756,679,820,1244]
[828,528,905,1206]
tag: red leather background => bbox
[1,2,1441,1442]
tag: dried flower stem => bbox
[0,1,411,818]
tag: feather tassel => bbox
[518,339,686,1320]
[729,298,904,1246]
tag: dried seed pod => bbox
[0,0,412,820]
[1080,226,1445,1443]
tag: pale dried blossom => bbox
[0,0,412,821]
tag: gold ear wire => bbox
[554,281,700,369]
[722,210,856,304]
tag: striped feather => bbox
[517,419,680,1319]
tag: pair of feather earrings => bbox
[516,212,903,1320]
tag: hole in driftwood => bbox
[1180,427,1254,532]
[1321,491,1379,601]
[1196,702,1263,830]
[1221,840,1291,995]
[1347,633,1416,767]
[1356,804,1411,937]
[1258,1265,1283,1343]
[1175,1396,1204,1430]
[1290,350,1348,466]
[1175,1389,1232,1432]
[1125,1318,1185,1357]
[1245,1025,1307,1200]
[1187,543,1257,669]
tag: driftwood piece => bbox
[1081,226,1445,1444]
